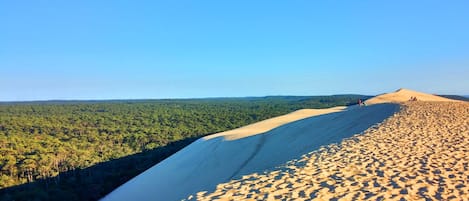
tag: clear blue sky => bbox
[1,1,468,101]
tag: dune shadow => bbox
[0,137,200,201]
[230,103,401,178]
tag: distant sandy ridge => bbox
[365,88,459,105]
[205,107,346,141]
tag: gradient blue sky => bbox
[1,1,468,101]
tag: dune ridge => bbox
[188,101,469,201]
[205,107,346,141]
[365,88,457,105]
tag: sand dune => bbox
[365,88,457,105]
[190,101,469,201]
[102,89,467,201]
[102,103,398,201]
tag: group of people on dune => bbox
[409,96,418,101]
[358,96,418,107]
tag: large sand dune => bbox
[190,101,469,201]
[102,89,464,201]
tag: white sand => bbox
[102,89,458,201]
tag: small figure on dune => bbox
[409,96,418,101]
[357,99,366,107]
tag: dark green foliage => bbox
[0,95,368,200]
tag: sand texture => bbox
[188,102,469,201]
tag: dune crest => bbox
[365,88,457,105]
[204,107,346,141]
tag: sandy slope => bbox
[190,101,469,201]
[102,104,398,201]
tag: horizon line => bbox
[0,93,376,103]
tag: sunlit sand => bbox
[189,101,468,201]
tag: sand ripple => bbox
[187,102,469,201]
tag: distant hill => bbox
[365,88,457,105]
[437,95,469,101]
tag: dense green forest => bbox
[0,95,368,201]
